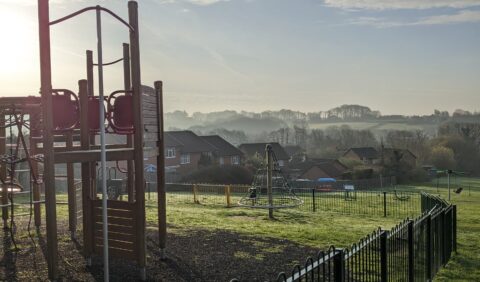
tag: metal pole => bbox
[448,171,451,201]
[96,7,109,282]
[380,231,388,282]
[426,214,432,280]
[407,220,414,282]
[333,249,344,282]
[383,191,387,217]
[453,205,457,253]
[267,144,273,219]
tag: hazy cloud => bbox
[156,0,231,5]
[324,0,480,10]
[350,10,480,27]
[187,0,231,5]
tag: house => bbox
[284,145,306,162]
[300,162,348,180]
[381,148,417,168]
[286,158,349,180]
[343,147,379,165]
[238,142,290,167]
[201,135,244,166]
[164,131,215,174]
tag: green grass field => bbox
[412,177,480,281]
[144,179,480,280]
[3,177,479,280]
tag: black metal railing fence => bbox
[270,192,456,282]
[146,183,420,218]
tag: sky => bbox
[0,0,479,115]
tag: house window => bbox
[219,157,224,165]
[278,160,284,167]
[231,155,240,165]
[180,153,190,164]
[166,147,176,158]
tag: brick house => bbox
[201,135,243,166]
[164,131,215,175]
[286,158,349,180]
[299,161,349,180]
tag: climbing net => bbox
[0,108,43,249]
[238,147,303,209]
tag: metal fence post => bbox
[408,220,414,282]
[426,214,432,280]
[383,192,387,217]
[312,188,316,212]
[453,205,457,253]
[441,209,447,265]
[380,231,388,282]
[333,249,344,282]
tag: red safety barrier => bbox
[52,89,79,132]
[88,96,107,133]
[107,90,134,134]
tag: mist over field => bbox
[165,104,480,176]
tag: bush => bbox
[181,165,253,185]
[353,168,374,180]
[405,167,429,183]
[429,145,456,169]
[339,157,363,169]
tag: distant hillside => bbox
[189,116,287,135]
[309,121,439,137]
[164,105,480,138]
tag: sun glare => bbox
[0,8,36,76]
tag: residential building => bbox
[343,147,379,165]
[238,142,290,167]
[164,131,215,175]
[286,158,349,180]
[201,135,244,166]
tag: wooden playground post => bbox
[225,185,232,207]
[124,43,135,203]
[193,184,199,204]
[154,81,167,259]
[38,0,59,278]
[79,79,93,259]
[266,145,273,219]
[66,132,77,238]
[86,50,97,198]
[128,1,147,278]
[0,114,7,228]
[85,50,97,199]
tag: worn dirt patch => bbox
[1,219,319,281]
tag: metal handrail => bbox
[49,6,134,31]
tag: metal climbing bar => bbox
[49,6,134,31]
